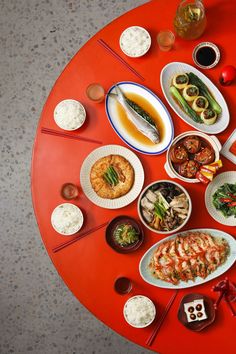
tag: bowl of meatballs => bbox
[165,131,222,183]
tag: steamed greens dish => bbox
[170,72,222,125]
[212,183,236,218]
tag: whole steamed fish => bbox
[110,85,160,144]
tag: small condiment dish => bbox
[192,42,220,70]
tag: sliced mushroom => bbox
[140,197,155,211]
[172,207,188,214]
[142,208,153,223]
[178,213,187,219]
[146,190,158,204]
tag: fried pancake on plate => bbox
[90,155,134,199]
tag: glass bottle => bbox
[174,0,207,40]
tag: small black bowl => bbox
[105,215,144,254]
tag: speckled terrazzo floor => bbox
[0,0,157,353]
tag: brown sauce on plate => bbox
[116,92,165,146]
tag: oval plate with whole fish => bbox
[105,82,174,155]
[139,228,236,289]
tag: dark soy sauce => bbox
[196,46,217,67]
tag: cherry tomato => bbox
[219,65,236,86]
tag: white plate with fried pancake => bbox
[80,145,144,209]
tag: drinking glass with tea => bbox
[174,0,206,40]
[157,30,175,51]
[86,83,105,103]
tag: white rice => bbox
[120,26,151,57]
[51,203,83,235]
[54,99,86,130]
[124,295,156,327]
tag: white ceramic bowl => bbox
[119,26,151,58]
[165,131,222,183]
[123,295,156,328]
[51,203,84,236]
[138,180,192,235]
[54,99,86,131]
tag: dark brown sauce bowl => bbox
[192,42,220,69]
[105,216,144,254]
[178,293,216,331]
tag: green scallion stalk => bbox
[170,86,203,123]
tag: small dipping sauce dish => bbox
[193,42,220,69]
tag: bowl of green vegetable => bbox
[205,171,236,226]
[105,216,144,253]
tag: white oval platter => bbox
[139,228,236,289]
[105,81,174,155]
[160,62,230,134]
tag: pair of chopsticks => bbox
[52,222,109,253]
[97,38,145,81]
[146,290,178,346]
[41,127,103,144]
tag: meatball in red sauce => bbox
[194,147,215,165]
[178,160,200,178]
[183,136,201,154]
[170,145,188,164]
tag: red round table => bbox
[31,1,236,353]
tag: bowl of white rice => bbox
[123,295,156,328]
[51,203,84,236]
[119,26,151,58]
[54,99,86,131]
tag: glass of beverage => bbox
[174,0,207,40]
[86,83,105,103]
[114,277,132,295]
[157,30,175,51]
[61,183,79,200]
